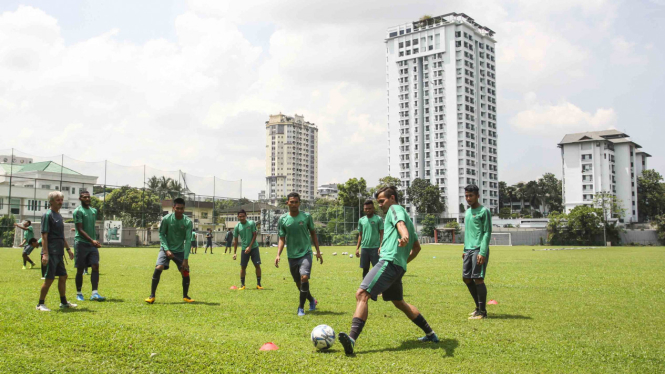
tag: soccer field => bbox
[1,245,664,373]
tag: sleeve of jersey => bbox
[479,209,492,257]
[278,217,286,237]
[233,226,239,238]
[184,222,192,260]
[307,214,315,231]
[73,209,82,224]
[392,206,407,227]
[159,218,169,251]
[41,212,49,234]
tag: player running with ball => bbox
[339,186,439,354]
[145,197,195,304]
[275,192,323,316]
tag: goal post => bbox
[195,233,206,248]
[490,232,512,246]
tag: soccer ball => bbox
[349,254,353,258]
[311,324,335,350]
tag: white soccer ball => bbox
[311,324,335,350]
[349,254,353,258]
[332,252,337,256]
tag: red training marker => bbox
[260,342,279,351]
[488,299,498,305]
[229,286,237,290]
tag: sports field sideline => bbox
[1,245,663,373]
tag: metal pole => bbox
[213,177,216,230]
[8,148,13,219]
[103,160,107,224]
[59,154,64,190]
[142,165,145,228]
[603,193,607,246]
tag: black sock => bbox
[23,259,27,266]
[476,283,487,313]
[362,267,369,279]
[60,296,67,304]
[182,275,191,298]
[241,277,245,286]
[91,270,99,291]
[349,317,366,340]
[29,259,35,265]
[411,314,433,335]
[257,276,261,286]
[299,282,309,309]
[465,281,479,309]
[76,271,84,293]
[150,269,162,297]
[306,291,315,304]
[39,299,44,305]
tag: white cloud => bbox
[611,36,648,65]
[510,94,617,135]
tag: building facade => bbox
[558,130,650,223]
[0,159,99,221]
[385,13,499,218]
[317,183,339,200]
[265,113,318,205]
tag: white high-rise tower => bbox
[386,13,499,218]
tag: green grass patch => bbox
[1,245,664,373]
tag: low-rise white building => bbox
[0,160,99,222]
[558,130,649,223]
[317,183,339,199]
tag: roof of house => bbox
[0,161,82,175]
[218,202,280,214]
[558,129,628,145]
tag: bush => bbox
[0,215,16,247]
[654,215,665,245]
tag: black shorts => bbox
[44,253,67,280]
[359,259,405,301]
[226,240,232,247]
[240,247,261,267]
[206,239,212,248]
[156,248,186,271]
[288,253,312,283]
[359,248,380,269]
[74,241,99,268]
[463,249,489,279]
[191,240,197,248]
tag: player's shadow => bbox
[355,338,458,357]
[102,298,124,303]
[162,301,220,306]
[308,310,346,316]
[59,307,95,313]
[489,314,531,320]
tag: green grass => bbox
[1,245,664,373]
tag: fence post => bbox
[8,148,13,220]
[142,165,145,229]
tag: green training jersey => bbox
[159,213,193,259]
[234,220,259,250]
[358,214,383,248]
[278,211,314,259]
[23,226,34,241]
[463,205,492,256]
[190,230,197,242]
[380,204,417,272]
[73,206,97,243]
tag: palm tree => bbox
[515,182,526,212]
[157,176,172,200]
[506,186,517,214]
[168,180,183,199]
[524,181,541,214]
[147,176,160,193]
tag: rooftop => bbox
[558,130,628,146]
[0,161,82,175]
[387,12,495,39]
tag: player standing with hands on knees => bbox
[275,192,323,316]
[355,200,383,279]
[339,186,439,355]
[233,210,263,290]
[36,191,76,312]
[462,184,492,319]
[145,197,195,304]
[73,190,105,301]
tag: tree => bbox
[146,176,160,193]
[524,180,541,212]
[103,186,162,227]
[372,176,403,203]
[0,214,16,247]
[592,192,625,221]
[406,178,445,214]
[498,181,509,209]
[337,178,369,208]
[421,214,436,237]
[499,207,512,219]
[567,205,603,245]
[537,173,562,214]
[637,170,665,222]
[514,182,526,210]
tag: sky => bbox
[0,0,663,199]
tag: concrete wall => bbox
[620,230,659,245]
